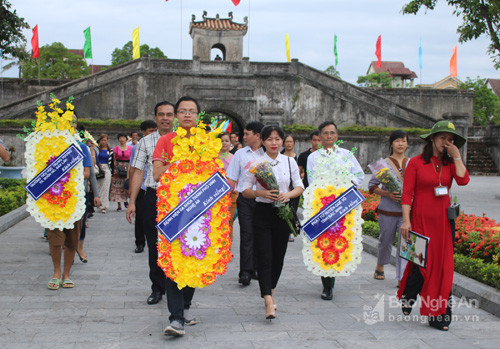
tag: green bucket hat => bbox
[420,120,466,149]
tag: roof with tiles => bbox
[369,61,418,79]
[487,79,500,97]
[190,12,247,33]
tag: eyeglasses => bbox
[321,131,337,136]
[177,110,197,116]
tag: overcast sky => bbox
[2,0,499,84]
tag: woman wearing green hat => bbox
[396,120,469,331]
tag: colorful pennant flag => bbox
[375,35,381,68]
[232,0,241,5]
[31,25,40,59]
[226,121,233,134]
[285,33,291,63]
[132,27,140,60]
[418,38,422,70]
[83,27,92,59]
[333,34,338,66]
[450,45,457,77]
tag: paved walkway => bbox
[1,203,499,348]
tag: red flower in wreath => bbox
[206,161,216,173]
[213,261,227,275]
[218,248,232,263]
[322,248,340,264]
[201,272,216,285]
[332,236,349,253]
[180,160,195,173]
[317,234,333,250]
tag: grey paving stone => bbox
[0,197,499,348]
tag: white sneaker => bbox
[183,309,197,326]
[163,320,185,337]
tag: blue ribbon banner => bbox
[156,171,232,243]
[25,144,84,200]
[302,186,365,242]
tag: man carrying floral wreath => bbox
[306,121,365,300]
[152,96,202,337]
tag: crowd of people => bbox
[31,95,470,337]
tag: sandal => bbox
[373,270,385,280]
[62,279,75,288]
[48,278,61,290]
[76,250,88,263]
[401,295,413,316]
[429,318,449,331]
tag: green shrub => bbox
[0,187,26,216]
[362,221,380,239]
[0,178,27,189]
[454,253,500,289]
[282,124,430,136]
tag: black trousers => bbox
[143,188,166,293]
[165,278,195,325]
[134,189,146,247]
[402,266,452,327]
[253,202,291,297]
[237,195,257,277]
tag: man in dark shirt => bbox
[297,130,320,188]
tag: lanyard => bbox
[431,158,443,186]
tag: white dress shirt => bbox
[226,146,265,193]
[242,153,304,203]
[306,146,365,187]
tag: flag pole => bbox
[1,54,4,105]
[180,0,183,59]
[247,0,251,58]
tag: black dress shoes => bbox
[321,286,333,300]
[238,272,251,286]
[147,291,162,304]
[135,245,144,253]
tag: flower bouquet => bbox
[368,158,402,199]
[301,148,363,277]
[247,160,300,237]
[156,122,233,289]
[24,95,86,230]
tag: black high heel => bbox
[401,295,413,316]
[76,250,88,263]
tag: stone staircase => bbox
[466,140,499,175]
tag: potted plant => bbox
[0,146,25,179]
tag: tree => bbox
[0,0,30,61]
[460,77,500,125]
[21,42,90,79]
[111,41,167,66]
[357,72,393,88]
[402,0,500,69]
[324,65,341,78]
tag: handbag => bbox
[95,164,105,179]
[287,158,302,234]
[117,166,127,178]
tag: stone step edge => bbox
[361,234,500,317]
[0,204,29,235]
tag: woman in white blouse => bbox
[242,125,304,320]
